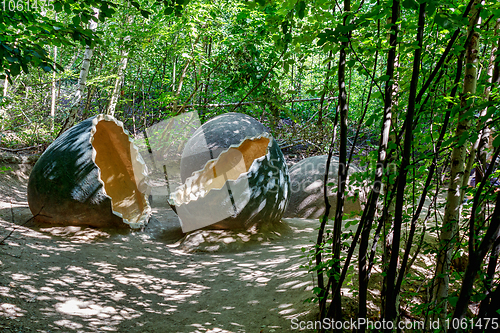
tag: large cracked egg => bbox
[283,155,364,219]
[170,112,290,232]
[27,114,151,228]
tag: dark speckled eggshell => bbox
[176,112,290,231]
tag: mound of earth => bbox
[175,221,292,253]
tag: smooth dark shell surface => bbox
[180,112,269,182]
[28,116,149,228]
[28,118,120,227]
[284,155,364,219]
[175,112,290,231]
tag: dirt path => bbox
[0,164,319,333]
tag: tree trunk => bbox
[381,12,400,317]
[478,18,500,172]
[0,77,8,130]
[384,3,426,327]
[450,170,500,332]
[107,48,129,116]
[57,11,98,137]
[316,110,338,321]
[84,52,104,118]
[433,0,482,325]
[472,19,500,327]
[318,50,334,130]
[465,18,500,227]
[49,12,58,131]
[50,44,58,131]
[357,0,399,329]
[171,56,177,92]
[172,33,202,113]
[107,9,133,117]
[476,237,500,326]
[201,37,213,120]
[326,0,350,323]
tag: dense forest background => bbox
[1,0,500,331]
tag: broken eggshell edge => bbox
[172,132,271,205]
[171,131,290,232]
[90,114,152,229]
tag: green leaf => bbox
[164,7,174,15]
[20,62,29,74]
[493,135,500,148]
[64,3,72,14]
[41,65,52,72]
[378,74,390,81]
[435,13,453,29]
[53,2,63,12]
[312,287,323,295]
[10,63,20,76]
[366,114,376,127]
[105,7,116,16]
[457,131,469,146]
[100,2,109,15]
[2,44,13,52]
[72,16,80,26]
[426,2,436,17]
[448,296,458,307]
[402,0,418,10]
[236,11,248,20]
[296,1,306,20]
[131,1,140,10]
[281,21,289,35]
[417,166,427,173]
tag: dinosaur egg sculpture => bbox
[284,155,364,219]
[27,115,151,228]
[171,112,290,232]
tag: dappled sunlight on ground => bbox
[0,177,319,333]
[0,164,32,206]
[0,163,444,332]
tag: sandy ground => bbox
[0,163,322,333]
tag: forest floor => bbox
[0,157,442,333]
[0,162,326,333]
